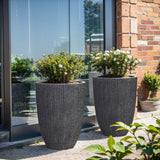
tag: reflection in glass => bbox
[10,0,104,127]
[70,0,104,117]
[10,0,69,126]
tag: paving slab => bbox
[0,111,160,160]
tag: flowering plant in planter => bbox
[35,51,86,83]
[34,51,87,150]
[92,49,141,77]
[92,48,142,137]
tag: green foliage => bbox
[22,77,40,82]
[83,136,133,160]
[92,49,141,77]
[84,0,102,40]
[143,72,160,92]
[112,120,160,160]
[34,52,86,83]
[83,52,98,72]
[84,118,160,160]
[149,98,160,101]
[11,56,33,78]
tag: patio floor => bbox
[0,110,160,160]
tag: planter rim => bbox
[36,80,85,85]
[139,100,160,102]
[93,75,137,80]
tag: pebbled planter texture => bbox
[93,76,137,136]
[36,81,85,150]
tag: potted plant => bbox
[92,49,141,136]
[35,52,86,150]
[11,56,33,82]
[11,56,33,116]
[140,72,160,111]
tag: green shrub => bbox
[92,48,141,77]
[11,56,33,78]
[84,52,98,71]
[84,118,160,160]
[149,98,160,101]
[81,52,97,79]
[35,52,86,83]
[143,72,160,92]
[22,77,41,82]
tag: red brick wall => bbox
[137,0,160,100]
[116,0,160,102]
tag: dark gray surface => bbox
[12,83,30,111]
[3,0,12,133]
[36,81,85,150]
[93,76,137,136]
[0,130,9,143]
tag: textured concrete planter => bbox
[93,76,137,136]
[12,83,30,110]
[140,100,160,112]
[36,81,85,150]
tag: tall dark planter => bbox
[36,81,85,150]
[93,76,137,136]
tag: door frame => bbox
[1,0,12,136]
[0,0,3,129]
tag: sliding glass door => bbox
[9,0,115,140]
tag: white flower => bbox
[65,72,67,75]
[104,50,109,53]
[59,64,63,68]
[95,57,100,60]
[104,53,109,56]
[126,51,130,54]
[96,53,102,56]
[90,54,93,56]
[139,59,142,63]
[122,50,125,54]
[127,55,132,59]
[135,60,138,64]
[114,58,116,61]
[104,57,106,60]
[115,49,120,55]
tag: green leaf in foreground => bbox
[83,144,107,155]
[137,136,147,146]
[113,142,125,153]
[120,136,134,142]
[112,122,133,133]
[86,156,108,160]
[153,148,160,154]
[108,135,115,153]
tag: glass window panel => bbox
[70,0,104,117]
[10,0,69,126]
